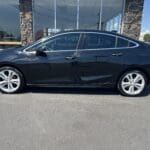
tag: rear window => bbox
[116,37,136,48]
[83,33,116,49]
[83,33,137,50]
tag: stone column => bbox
[19,0,33,46]
[122,0,144,40]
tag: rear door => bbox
[76,32,124,85]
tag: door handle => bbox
[65,55,77,60]
[112,53,123,57]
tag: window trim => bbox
[81,32,139,50]
[44,33,81,52]
[23,31,139,53]
[24,32,82,53]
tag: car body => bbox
[0,30,150,96]
[0,45,3,50]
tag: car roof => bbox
[53,30,139,43]
[55,29,119,35]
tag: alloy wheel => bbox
[0,69,21,93]
[121,72,145,96]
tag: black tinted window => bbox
[45,33,80,51]
[129,42,136,47]
[116,38,129,47]
[83,33,116,49]
[116,37,136,48]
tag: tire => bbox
[0,66,24,94]
[118,70,147,97]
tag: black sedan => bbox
[0,30,150,96]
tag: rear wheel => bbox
[118,70,147,96]
[0,67,24,94]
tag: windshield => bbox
[23,37,49,50]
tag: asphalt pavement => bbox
[0,87,150,150]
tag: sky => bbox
[142,0,150,32]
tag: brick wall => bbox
[19,0,33,46]
[122,0,144,40]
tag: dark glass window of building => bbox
[0,0,20,42]
[34,0,124,39]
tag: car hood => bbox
[0,47,19,53]
[0,47,25,54]
[0,47,24,61]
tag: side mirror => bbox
[36,50,47,57]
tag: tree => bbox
[144,34,150,42]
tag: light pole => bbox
[99,0,103,30]
[77,0,80,30]
[54,0,57,31]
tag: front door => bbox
[22,33,81,85]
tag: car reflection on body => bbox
[0,30,150,96]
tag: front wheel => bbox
[0,67,24,94]
[118,70,147,96]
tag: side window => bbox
[129,42,136,47]
[26,42,44,52]
[83,33,116,49]
[116,37,136,48]
[45,33,80,51]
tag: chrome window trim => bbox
[44,46,138,53]
[23,32,82,52]
[80,32,139,49]
[23,31,139,53]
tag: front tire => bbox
[118,70,147,97]
[0,67,24,94]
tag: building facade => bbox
[0,0,144,47]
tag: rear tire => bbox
[0,66,24,94]
[118,70,147,97]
